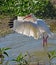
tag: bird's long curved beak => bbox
[23,15,31,20]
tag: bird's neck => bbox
[32,15,37,22]
[33,17,37,22]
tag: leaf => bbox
[1,47,11,51]
[4,48,11,50]
[47,52,51,59]
[50,50,55,56]
[1,47,11,54]
[4,52,9,57]
[16,53,23,62]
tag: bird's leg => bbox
[43,34,45,47]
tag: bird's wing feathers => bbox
[37,19,52,36]
[13,20,40,39]
[13,19,52,39]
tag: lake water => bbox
[0,33,56,65]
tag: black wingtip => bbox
[8,21,13,28]
[8,16,17,28]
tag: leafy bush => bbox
[0,47,11,64]
[35,0,56,19]
[0,47,11,58]
[0,0,56,18]
[12,53,29,65]
[47,50,56,60]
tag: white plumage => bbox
[13,14,53,39]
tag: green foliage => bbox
[47,50,56,60]
[35,0,56,18]
[0,0,56,18]
[12,53,29,65]
[0,47,11,58]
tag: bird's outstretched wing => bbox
[13,20,40,39]
[37,19,52,37]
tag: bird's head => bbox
[23,13,32,19]
[23,13,37,21]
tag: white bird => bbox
[12,13,53,39]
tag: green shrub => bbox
[0,47,11,64]
[12,53,29,65]
[0,0,56,18]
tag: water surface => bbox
[0,33,56,65]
